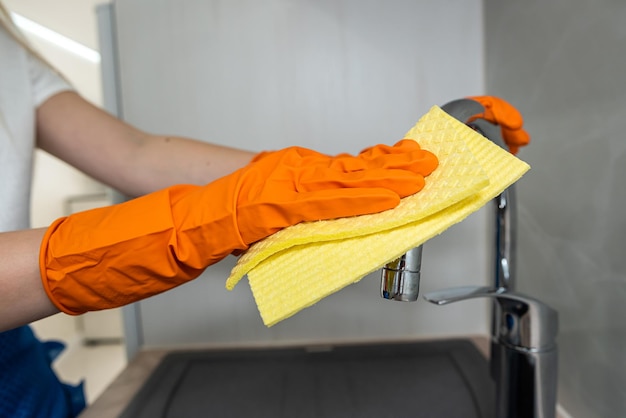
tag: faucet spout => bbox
[379,98,485,302]
[380,245,422,301]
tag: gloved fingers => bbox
[357,139,422,158]
[506,144,520,155]
[498,128,529,156]
[297,166,426,197]
[467,95,524,130]
[329,140,438,176]
[501,126,530,149]
[466,95,531,154]
[236,141,436,246]
[252,142,438,179]
[336,139,423,162]
[237,187,403,244]
[358,147,438,175]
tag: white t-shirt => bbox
[0,25,72,232]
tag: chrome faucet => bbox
[380,245,422,301]
[381,99,559,418]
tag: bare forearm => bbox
[122,135,255,196]
[36,91,255,197]
[0,228,59,332]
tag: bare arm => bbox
[0,90,434,330]
[1,91,255,331]
[36,91,255,196]
[0,228,59,332]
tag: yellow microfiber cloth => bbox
[226,105,530,326]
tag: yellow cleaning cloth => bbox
[227,106,530,326]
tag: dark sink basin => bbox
[120,339,494,418]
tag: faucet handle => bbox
[424,286,558,352]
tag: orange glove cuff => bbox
[39,185,246,315]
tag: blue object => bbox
[0,326,86,418]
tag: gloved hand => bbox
[467,96,530,154]
[40,141,438,315]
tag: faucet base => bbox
[491,340,558,418]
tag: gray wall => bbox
[485,1,626,417]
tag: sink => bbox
[119,339,494,418]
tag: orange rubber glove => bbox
[467,96,530,154]
[40,140,438,315]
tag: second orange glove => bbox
[39,140,438,315]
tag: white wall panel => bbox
[109,0,488,349]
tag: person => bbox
[0,5,442,417]
[0,4,529,416]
